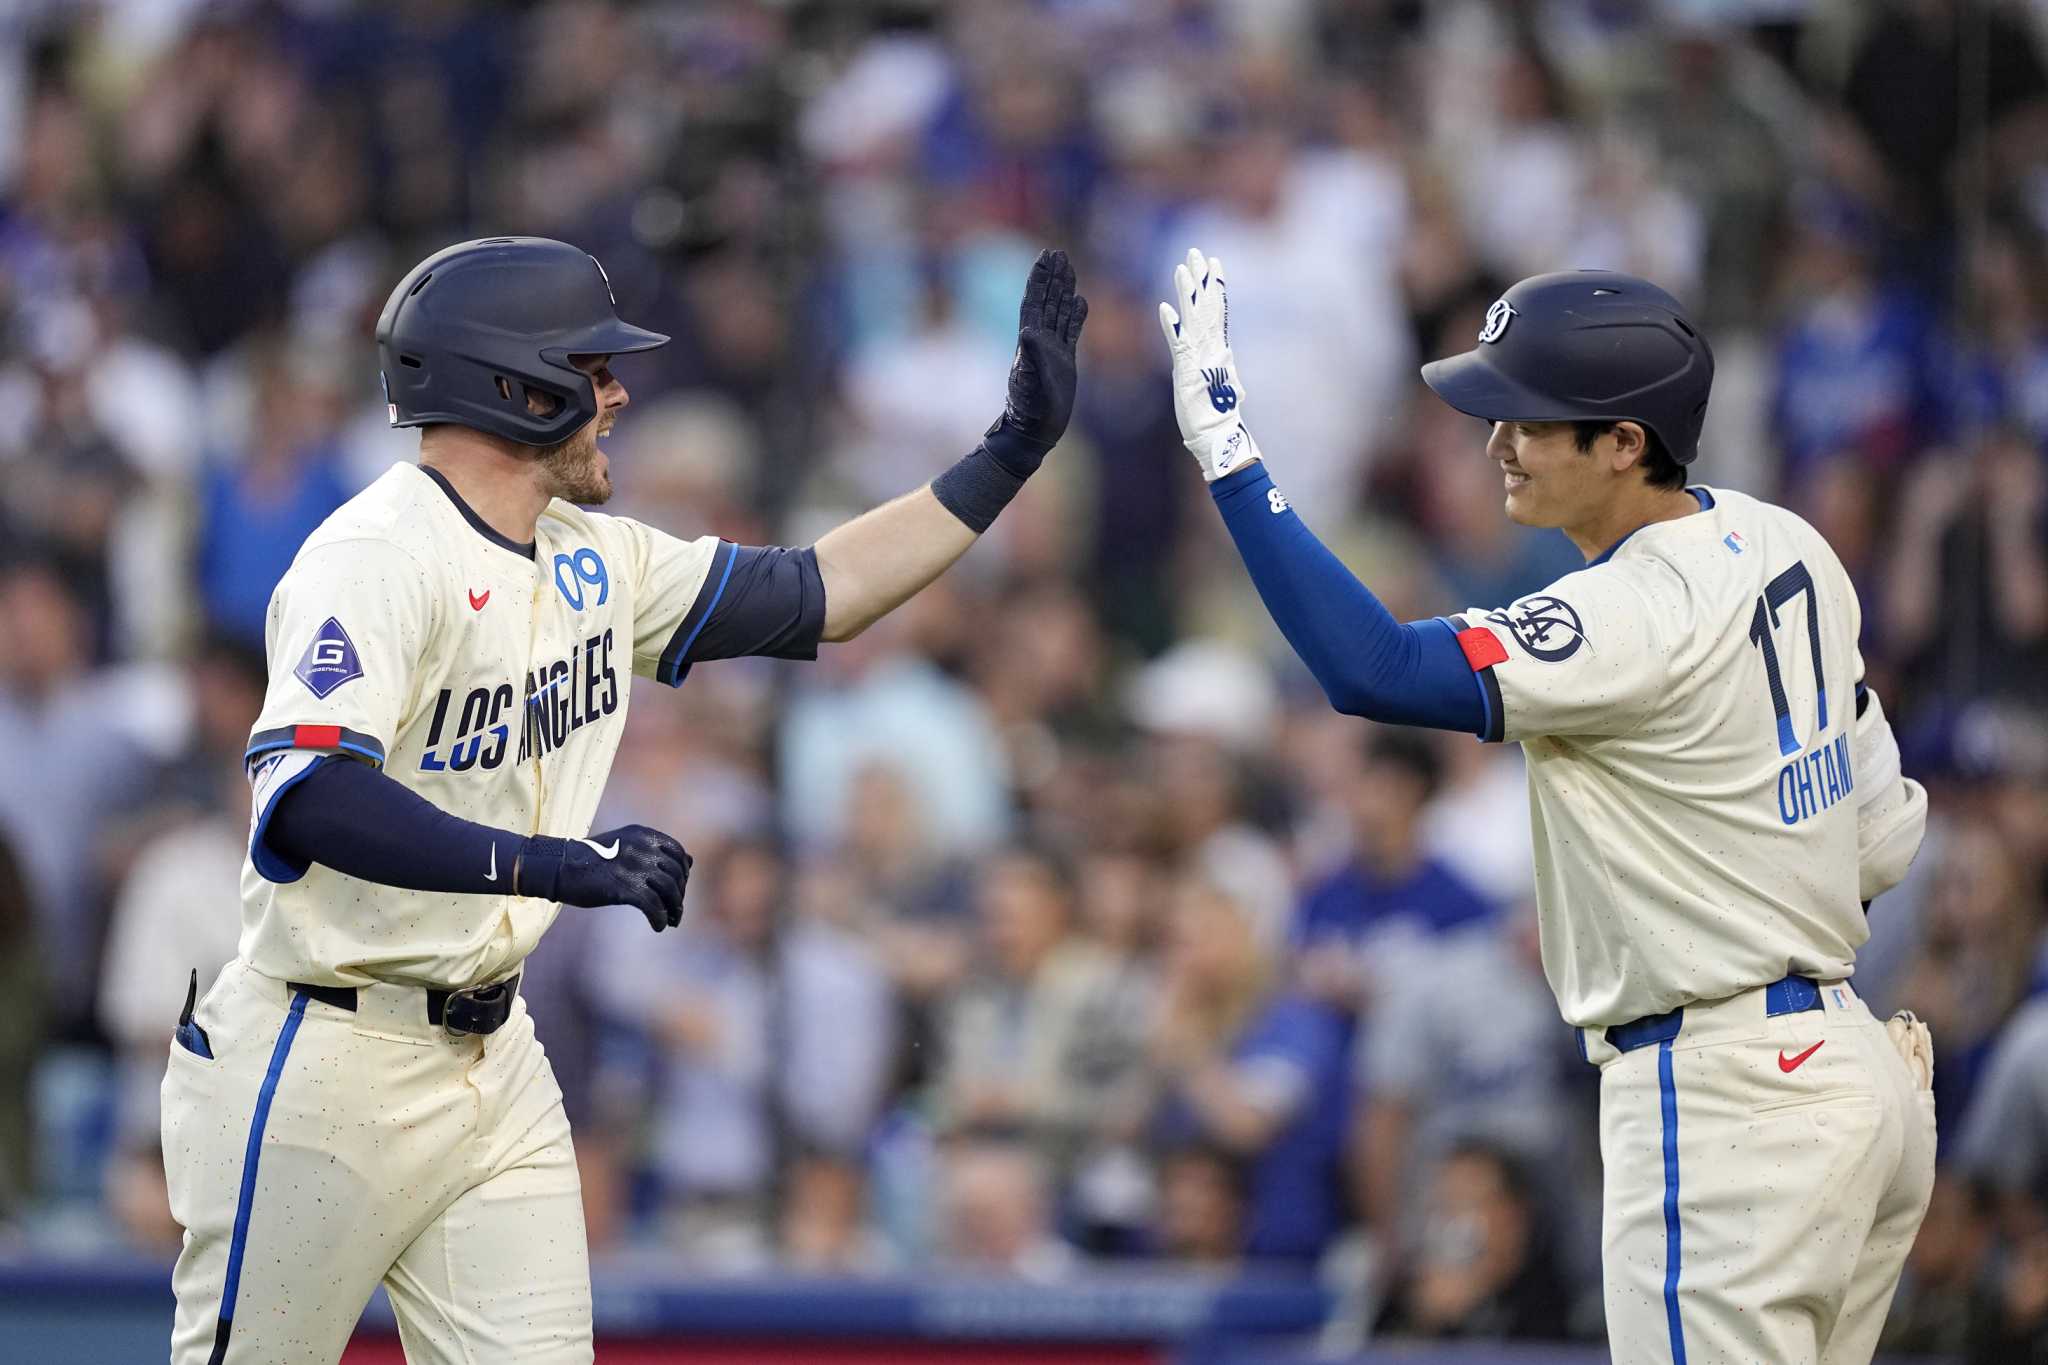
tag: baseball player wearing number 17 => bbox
[1160,248,1936,1364]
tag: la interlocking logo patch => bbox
[1479,298,1517,344]
[1485,595,1589,662]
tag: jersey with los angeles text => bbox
[241,462,732,989]
[1450,487,1869,1028]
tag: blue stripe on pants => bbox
[1659,1037,1687,1365]
[207,990,310,1364]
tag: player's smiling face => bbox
[1487,419,1605,528]
[536,355,628,505]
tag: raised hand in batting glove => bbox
[996,247,1089,458]
[931,249,1089,534]
[1158,246,1261,481]
[515,824,693,932]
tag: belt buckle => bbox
[442,980,511,1039]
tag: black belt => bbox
[287,975,521,1036]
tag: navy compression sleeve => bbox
[1210,463,1487,734]
[683,545,826,663]
[264,756,529,893]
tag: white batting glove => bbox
[1886,1010,1934,1091]
[1158,247,1261,481]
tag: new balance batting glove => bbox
[516,824,693,932]
[1159,246,1261,481]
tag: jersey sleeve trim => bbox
[246,724,387,768]
[248,752,328,884]
[657,538,739,687]
[1445,614,1506,743]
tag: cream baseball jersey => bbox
[241,462,726,989]
[1450,487,1870,1028]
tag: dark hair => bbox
[1572,420,1686,490]
[0,831,32,949]
[195,628,270,694]
[1161,1140,1249,1202]
[1363,728,1443,802]
[1444,1137,1534,1208]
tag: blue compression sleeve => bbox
[264,756,530,894]
[1210,463,1487,734]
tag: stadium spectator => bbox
[1879,1174,2000,1357]
[1293,728,1498,1014]
[1155,1143,1246,1267]
[94,636,264,1248]
[937,1138,1077,1281]
[592,843,784,1269]
[935,847,1125,1174]
[779,611,1012,858]
[1350,914,1580,1266]
[1150,877,1350,1265]
[1900,821,2043,1132]
[0,559,148,1027]
[193,340,355,646]
[0,834,38,1223]
[1065,848,1166,1252]
[1375,1140,1572,1342]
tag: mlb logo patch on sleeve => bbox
[295,617,364,698]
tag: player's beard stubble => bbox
[534,415,613,505]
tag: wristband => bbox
[930,417,1052,533]
[514,835,567,900]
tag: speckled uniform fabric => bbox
[162,461,724,1362]
[1450,483,1938,1360]
[1584,981,1935,1364]
[164,960,589,1364]
[1455,486,1885,1030]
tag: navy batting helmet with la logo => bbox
[1422,270,1715,465]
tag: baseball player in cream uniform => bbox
[163,237,1088,1363]
[1158,250,1935,1363]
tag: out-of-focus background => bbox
[0,0,2043,1361]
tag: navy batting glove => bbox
[990,247,1089,469]
[931,249,1090,533]
[516,825,693,932]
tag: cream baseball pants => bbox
[162,959,591,1364]
[1582,977,1936,1365]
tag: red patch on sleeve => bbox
[292,724,343,749]
[1456,626,1509,672]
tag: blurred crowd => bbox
[1,0,2047,1354]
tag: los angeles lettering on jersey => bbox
[417,628,619,772]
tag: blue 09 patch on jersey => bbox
[553,548,609,611]
[294,617,364,698]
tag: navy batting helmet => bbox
[376,236,669,447]
[1420,271,1713,465]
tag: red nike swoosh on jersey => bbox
[1778,1041,1825,1073]
[468,589,490,611]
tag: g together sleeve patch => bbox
[294,617,365,699]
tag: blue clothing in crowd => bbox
[1157,995,1353,1264]
[197,447,354,646]
[1294,857,1499,952]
